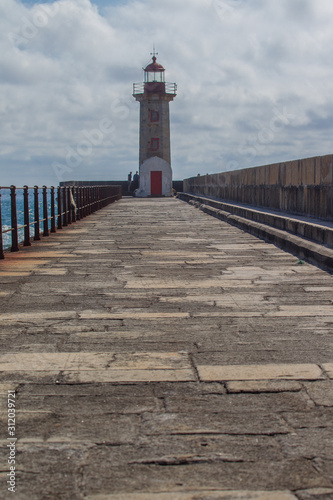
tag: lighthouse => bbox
[133,51,177,197]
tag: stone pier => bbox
[0,198,332,499]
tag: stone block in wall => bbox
[257,164,266,185]
[291,160,300,186]
[301,157,316,185]
[245,167,255,186]
[320,154,333,185]
[242,168,249,186]
[269,163,280,185]
[319,187,328,219]
[285,162,292,186]
[279,162,286,186]
[218,172,226,186]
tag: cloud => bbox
[0,0,333,186]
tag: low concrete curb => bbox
[178,192,333,272]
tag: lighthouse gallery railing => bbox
[132,82,177,96]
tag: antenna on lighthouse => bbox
[151,44,158,59]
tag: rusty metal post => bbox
[87,187,91,215]
[75,187,80,221]
[77,187,81,219]
[78,187,83,219]
[43,186,49,237]
[23,185,31,246]
[81,187,85,217]
[50,186,56,233]
[72,187,77,223]
[34,185,40,241]
[86,187,90,215]
[85,187,89,216]
[10,185,19,252]
[81,187,87,217]
[57,186,63,229]
[0,189,4,259]
[63,187,68,227]
[67,187,72,225]
[91,187,94,212]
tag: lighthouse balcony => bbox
[133,82,177,96]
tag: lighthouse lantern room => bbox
[133,50,177,197]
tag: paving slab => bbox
[85,491,298,500]
[0,197,333,499]
[198,363,323,382]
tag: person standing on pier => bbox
[127,172,132,194]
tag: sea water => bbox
[1,188,56,250]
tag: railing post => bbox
[87,187,91,215]
[82,188,86,217]
[0,189,4,259]
[50,186,56,233]
[67,187,72,225]
[75,187,80,221]
[85,187,88,217]
[34,185,40,241]
[86,187,89,216]
[80,187,84,219]
[43,186,49,237]
[10,185,19,252]
[81,187,84,217]
[92,187,96,212]
[63,187,68,227]
[23,185,31,246]
[76,186,82,220]
[72,187,77,223]
[57,186,63,229]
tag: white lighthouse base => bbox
[136,156,173,197]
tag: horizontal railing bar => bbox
[7,214,60,232]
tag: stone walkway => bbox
[0,197,333,500]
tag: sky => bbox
[1,0,333,186]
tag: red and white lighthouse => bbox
[133,51,177,197]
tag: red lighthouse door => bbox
[150,171,162,196]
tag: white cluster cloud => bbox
[0,0,333,186]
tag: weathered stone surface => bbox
[198,364,323,382]
[322,363,333,379]
[0,197,333,498]
[304,381,333,407]
[0,351,191,371]
[85,491,298,500]
[295,488,333,500]
[226,380,302,393]
[141,411,289,436]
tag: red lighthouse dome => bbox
[144,56,165,74]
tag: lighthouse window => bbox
[147,71,165,83]
[151,138,159,151]
[150,110,159,122]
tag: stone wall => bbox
[183,154,333,220]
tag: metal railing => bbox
[0,184,122,259]
[133,82,177,95]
